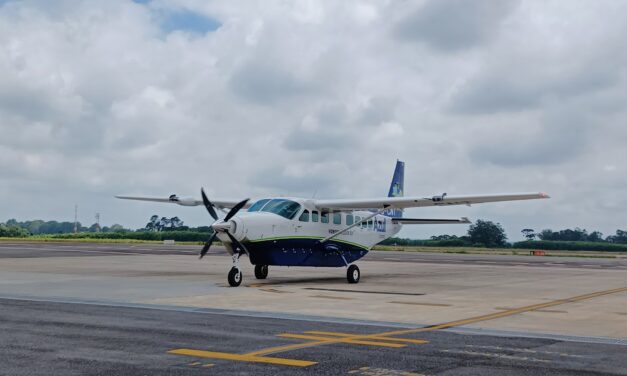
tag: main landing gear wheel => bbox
[347,265,360,284]
[254,265,269,279]
[228,267,242,287]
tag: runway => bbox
[1,241,626,269]
[0,241,626,375]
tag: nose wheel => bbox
[228,267,242,287]
[347,264,360,284]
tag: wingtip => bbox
[539,192,551,199]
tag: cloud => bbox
[229,61,313,104]
[394,0,519,52]
[1,0,627,241]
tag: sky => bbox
[1,0,626,241]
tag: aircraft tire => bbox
[254,264,268,279]
[347,265,360,284]
[228,267,242,287]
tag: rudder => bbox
[386,160,404,217]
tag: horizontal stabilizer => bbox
[391,217,471,225]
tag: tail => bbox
[386,160,404,217]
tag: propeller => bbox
[201,188,218,221]
[198,188,250,259]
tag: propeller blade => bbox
[199,232,218,259]
[201,188,218,221]
[223,198,250,222]
[225,231,249,257]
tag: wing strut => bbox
[319,206,389,244]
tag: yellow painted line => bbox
[371,337,429,345]
[304,331,354,337]
[202,363,215,368]
[304,331,428,345]
[277,333,406,348]
[168,349,317,367]
[245,286,627,356]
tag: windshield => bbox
[259,199,302,219]
[247,199,271,212]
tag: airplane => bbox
[116,161,549,287]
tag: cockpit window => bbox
[248,199,271,212]
[259,199,302,219]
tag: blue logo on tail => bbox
[384,160,404,218]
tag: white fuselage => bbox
[218,197,403,251]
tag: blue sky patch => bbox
[133,0,220,34]
[160,9,220,34]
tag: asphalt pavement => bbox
[1,298,625,376]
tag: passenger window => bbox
[321,211,329,224]
[346,214,354,225]
[368,219,373,229]
[299,210,309,222]
[333,212,342,225]
[311,211,319,222]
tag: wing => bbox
[314,192,549,211]
[115,195,251,209]
[392,217,471,225]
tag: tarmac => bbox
[0,241,626,375]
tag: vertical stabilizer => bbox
[386,160,404,217]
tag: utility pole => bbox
[95,213,101,233]
[73,205,78,234]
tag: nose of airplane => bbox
[211,220,233,232]
[212,217,246,242]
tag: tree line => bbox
[521,228,627,244]
[1,219,128,235]
[0,215,211,237]
[382,220,627,251]
[2,216,626,252]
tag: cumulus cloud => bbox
[1,0,626,240]
[394,0,520,52]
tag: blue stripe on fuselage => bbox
[246,238,369,267]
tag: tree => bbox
[0,224,29,237]
[607,230,627,244]
[145,215,159,231]
[521,228,536,240]
[169,216,184,229]
[157,217,170,231]
[587,231,603,242]
[109,224,126,232]
[467,220,507,247]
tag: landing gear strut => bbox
[254,264,269,279]
[347,264,360,284]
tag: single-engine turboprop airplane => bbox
[116,161,549,287]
